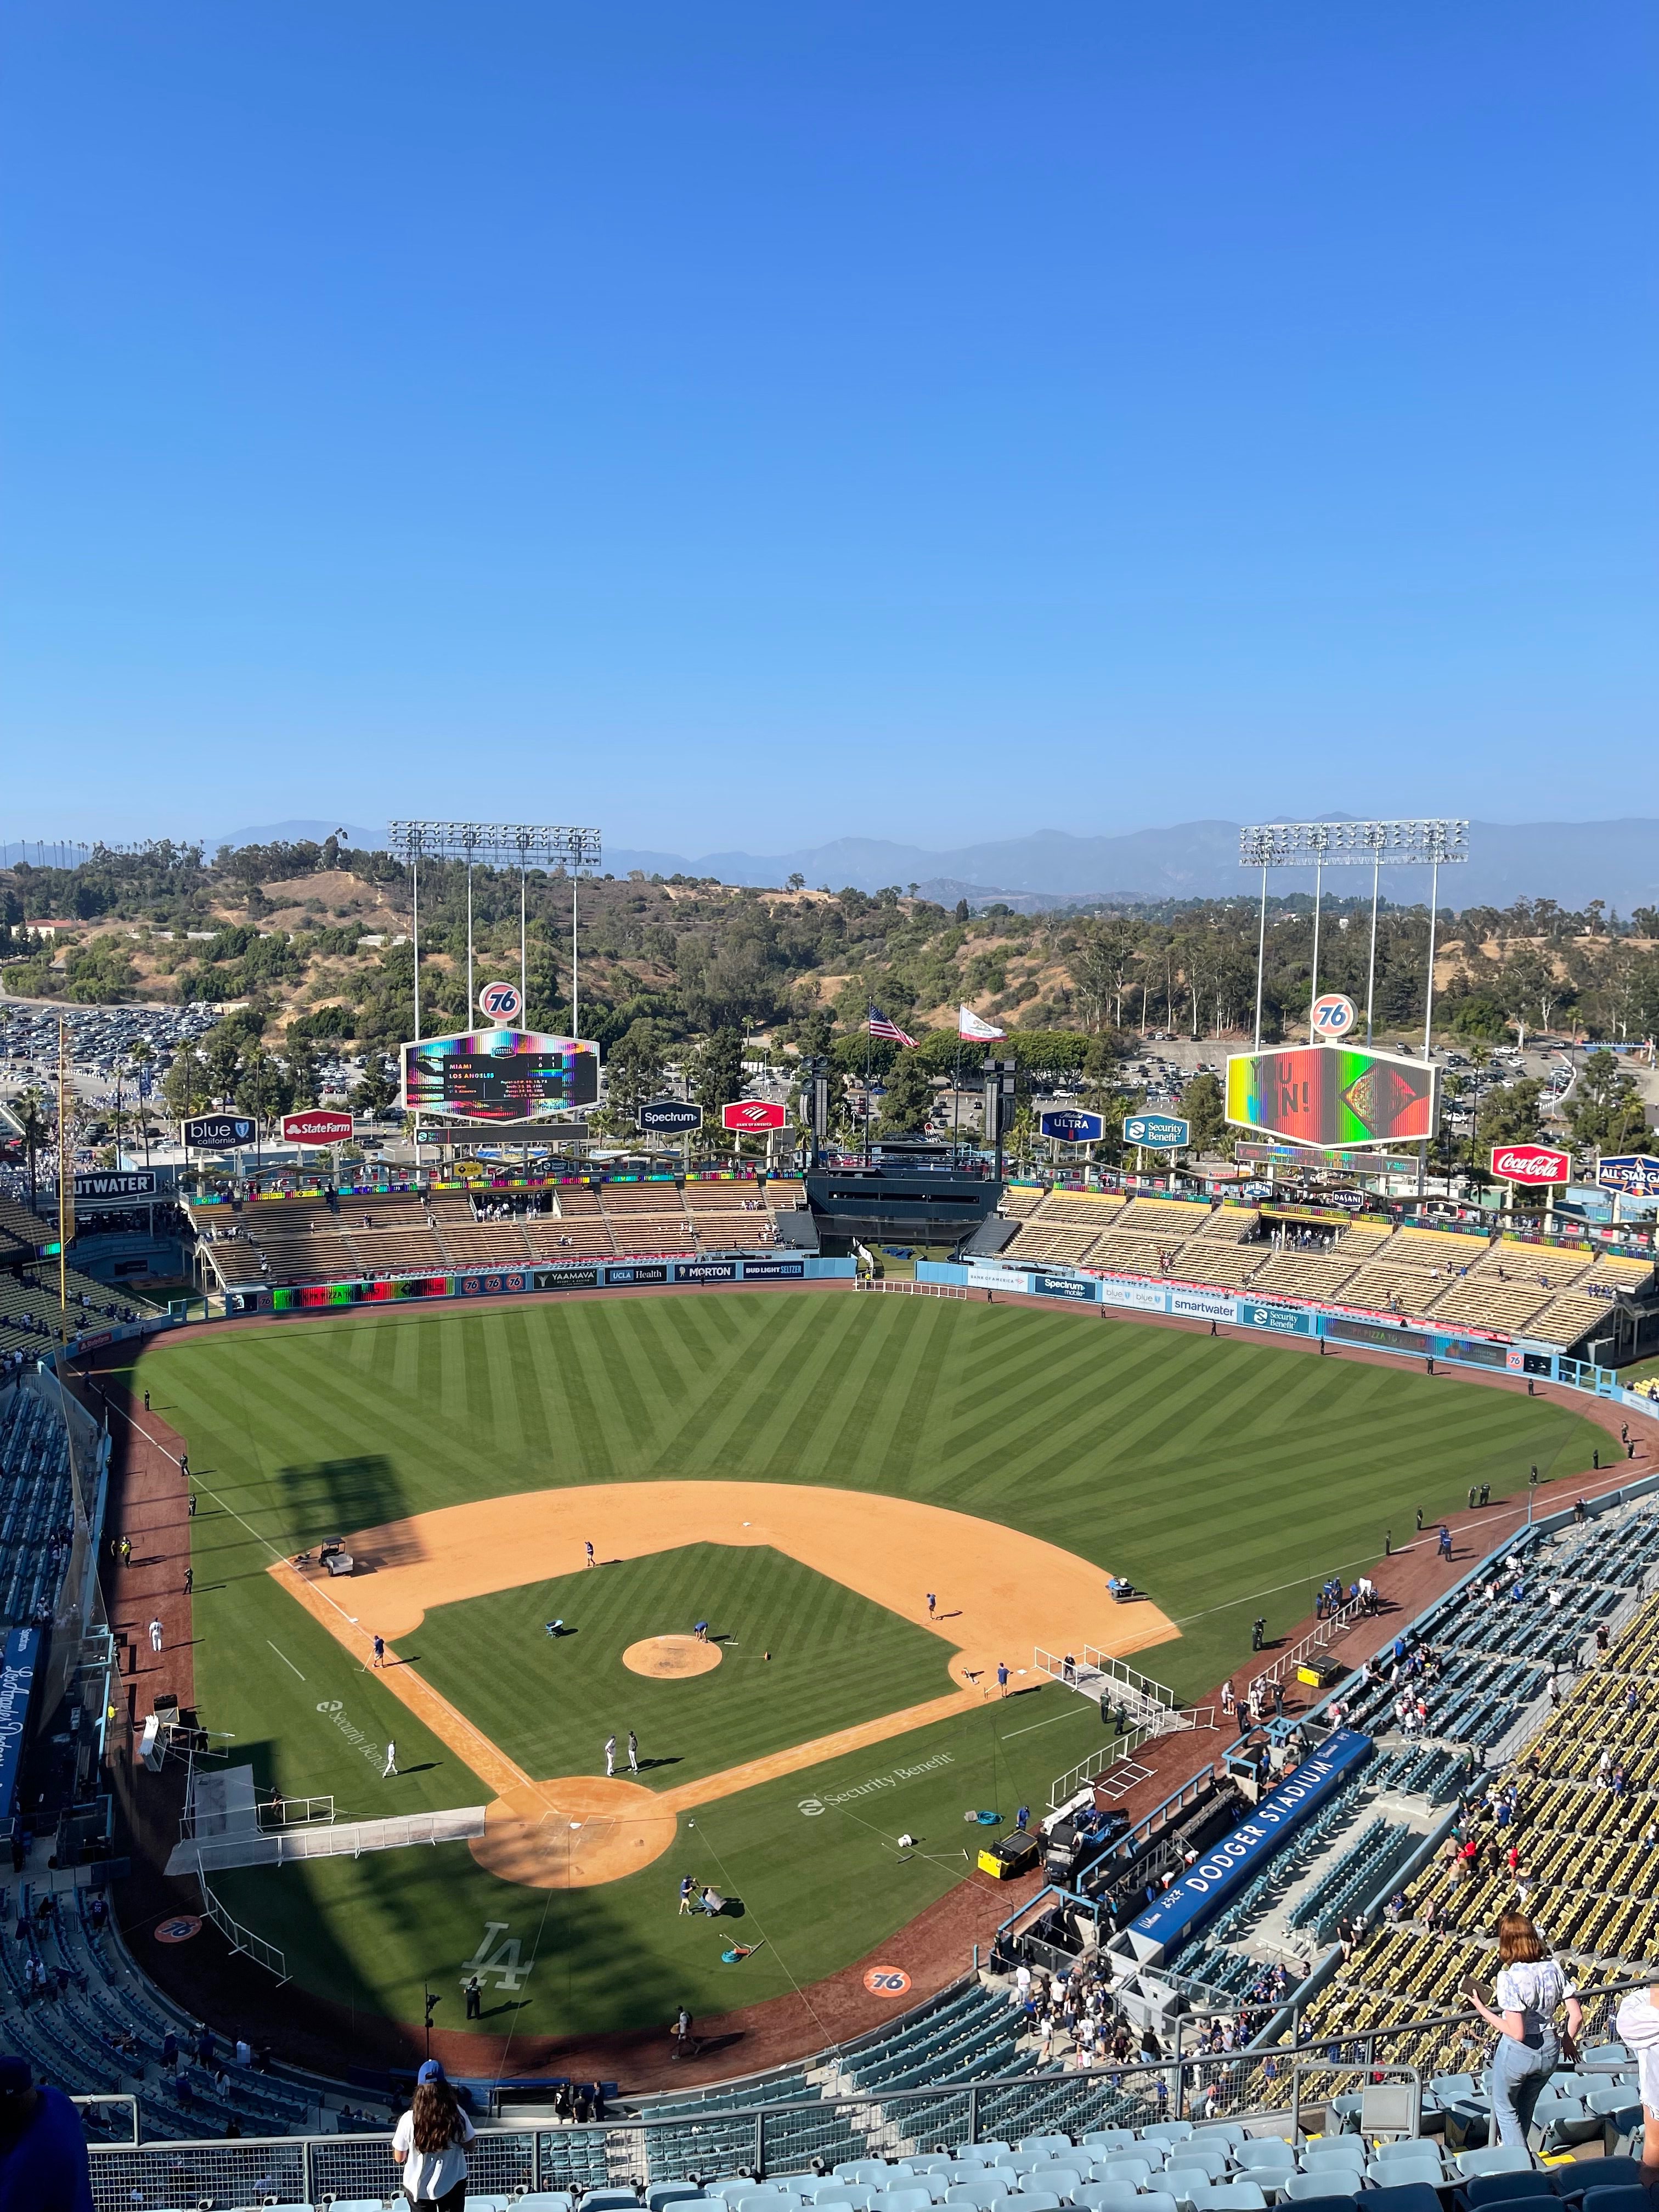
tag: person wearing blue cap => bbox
[0,2052,93,2211]
[391,2057,476,2208]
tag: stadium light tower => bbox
[386,822,603,1039]
[1239,820,1468,1049]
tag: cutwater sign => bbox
[1126,1728,1373,1957]
[72,1170,159,1201]
[1040,1109,1104,1144]
[1124,1114,1189,1150]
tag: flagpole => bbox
[864,1005,872,1166]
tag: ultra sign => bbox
[1124,1114,1189,1150]
[1040,1109,1104,1143]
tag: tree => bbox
[162,1045,212,1121]
[786,873,805,893]
[354,1056,398,1114]
[605,1019,667,1115]
[235,1049,296,1132]
[876,1053,936,1135]
[1477,1077,1546,1155]
[1183,1071,1227,1156]
[1566,1050,1649,1156]
[14,1090,47,1215]
[693,1028,744,1127]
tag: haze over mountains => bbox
[211,818,1659,915]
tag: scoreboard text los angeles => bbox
[399,1029,601,1121]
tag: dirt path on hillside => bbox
[270,1480,1176,1885]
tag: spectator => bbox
[391,2059,475,2210]
[1465,1911,1583,2147]
[1613,1983,1659,2181]
[0,2052,92,2211]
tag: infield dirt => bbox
[272,1479,1177,1886]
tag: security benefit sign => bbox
[400,1030,600,1121]
[1123,1113,1189,1150]
[1225,1043,1439,1149]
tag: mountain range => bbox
[208,819,1659,914]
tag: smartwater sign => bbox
[0,1628,41,1823]
[1125,1728,1373,1959]
[1169,1286,1234,1323]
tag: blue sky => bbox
[2,2,1653,855]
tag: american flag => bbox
[867,1005,918,1048]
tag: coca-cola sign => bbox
[1491,1144,1571,1186]
[281,1110,355,1146]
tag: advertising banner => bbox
[674,1259,739,1282]
[637,1098,703,1135]
[1125,1729,1373,1958]
[1124,1114,1189,1150]
[965,1265,1042,1298]
[1096,1276,1170,1313]
[1226,1043,1438,1148]
[1491,1144,1572,1186]
[740,1258,806,1279]
[400,1030,600,1121]
[1597,1155,1659,1195]
[1034,1273,1098,1301]
[281,1110,354,1147]
[533,1266,600,1292]
[457,1269,529,1297]
[721,1099,787,1132]
[1311,992,1358,1038]
[0,1629,41,1824]
[606,1262,669,1285]
[1169,1286,1235,1323]
[1041,1109,1105,1143]
[1237,1299,1316,1336]
[477,981,524,1024]
[71,1170,159,1201]
[180,1113,257,1149]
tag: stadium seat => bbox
[946,2186,1000,2209]
[989,2194,1059,2212]
[1195,2129,1250,2151]
[1028,2171,1083,2200]
[1235,2143,1297,2175]
[1282,2190,1359,2212]
[1299,2143,1368,2173]
[1457,2149,1538,2179]
[1367,2187,1444,2212]
[1367,2152,1445,2191]
[1091,2159,1153,2190]
[1580,2192,1654,2212]
[1133,2195,1179,2212]
[519,2200,582,2212]
[1024,2139,1078,2159]
[652,2192,706,2211]
[1188,2188,1267,2212]
[1145,2125,1198,2151]
[1073,2185,1143,2212]
[1166,2148,1231,2183]
[1082,2134,1139,2154]
[889,2190,940,2212]
[588,2192,647,2209]
[841,2166,895,2185]
[1163,2169,1218,2208]
[1578,2046,1632,2074]
[1554,2160,1649,2201]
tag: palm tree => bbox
[14,1088,48,1216]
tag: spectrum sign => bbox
[1226,1043,1438,1149]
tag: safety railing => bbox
[198,1872,287,1984]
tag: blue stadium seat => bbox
[1281,2190,1358,2212]
[1580,2191,1653,2212]
[1367,2185,1446,2212]
[1464,2173,1557,2208]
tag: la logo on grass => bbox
[463,1922,532,1990]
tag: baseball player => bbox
[585,1541,595,1568]
[926,1592,936,1618]
[382,1741,397,1778]
[149,1618,163,1654]
[372,1635,385,1668]
[628,1730,639,1774]
[604,1733,617,1777]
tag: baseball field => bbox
[118,1290,1602,2051]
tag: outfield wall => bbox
[918,1260,1659,1418]
[219,1251,855,1316]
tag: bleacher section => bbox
[0,1264,157,1358]
[0,1384,78,1628]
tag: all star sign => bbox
[1598,1154,1659,1195]
[281,1110,355,1146]
[1491,1144,1572,1186]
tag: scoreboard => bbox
[400,1029,600,1122]
[1224,1041,1439,1149]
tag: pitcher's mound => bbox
[624,1633,723,1678]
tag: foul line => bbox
[267,1643,305,1680]
[1003,1705,1095,1740]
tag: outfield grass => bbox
[413,1545,952,1788]
[116,1291,1605,2042]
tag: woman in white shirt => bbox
[391,2059,476,2209]
[1466,1912,1583,2147]
[1615,1983,1659,2176]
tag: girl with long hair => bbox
[391,2059,476,2209]
[1465,1911,1583,2147]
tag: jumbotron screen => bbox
[399,1029,600,1122]
[1224,1041,1440,1148]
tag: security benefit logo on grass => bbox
[798,1750,955,1818]
[462,1921,533,1991]
[315,1699,392,1772]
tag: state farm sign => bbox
[1491,1144,1571,1186]
[721,1099,787,1132]
[281,1110,355,1146]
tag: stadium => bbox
[2,820,1659,2212]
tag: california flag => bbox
[958,1006,1006,1041]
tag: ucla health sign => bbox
[1040,1109,1104,1144]
[1125,1729,1373,1959]
[1124,1114,1189,1150]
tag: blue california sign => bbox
[1040,1108,1104,1143]
[1124,1113,1189,1150]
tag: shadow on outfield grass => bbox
[268,1454,411,1550]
